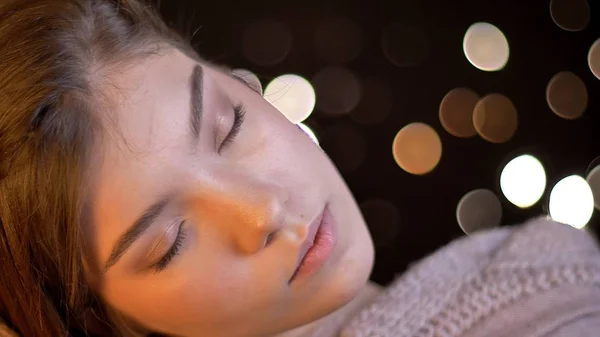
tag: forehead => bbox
[90,49,197,263]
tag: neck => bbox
[276,281,383,337]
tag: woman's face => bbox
[89,48,374,337]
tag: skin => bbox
[88,48,375,337]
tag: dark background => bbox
[158,0,600,286]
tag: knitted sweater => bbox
[339,217,600,337]
[2,217,600,337]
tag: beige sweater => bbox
[340,217,600,337]
[2,217,600,337]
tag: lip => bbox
[289,205,338,283]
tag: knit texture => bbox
[340,217,600,337]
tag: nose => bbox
[189,162,308,255]
[232,181,290,254]
[195,172,294,254]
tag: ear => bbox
[231,69,263,96]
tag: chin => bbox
[275,212,374,337]
[337,225,375,301]
[288,172,376,324]
[317,215,375,319]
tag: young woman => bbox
[1,1,599,336]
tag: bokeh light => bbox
[456,189,502,235]
[360,199,401,247]
[314,17,364,64]
[500,154,547,208]
[549,175,594,229]
[350,78,393,125]
[381,22,429,67]
[463,22,510,72]
[231,69,263,95]
[550,0,590,32]
[263,74,316,124]
[546,71,588,120]
[586,165,600,210]
[392,123,442,175]
[439,87,479,138]
[473,93,518,143]
[588,38,600,80]
[297,123,320,146]
[312,66,361,116]
[242,20,293,67]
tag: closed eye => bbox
[219,103,246,152]
[151,221,187,273]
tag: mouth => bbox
[289,205,338,283]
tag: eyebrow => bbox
[189,64,204,141]
[103,194,173,272]
[102,66,204,272]
[102,67,204,272]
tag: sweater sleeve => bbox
[341,217,600,337]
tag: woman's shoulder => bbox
[341,217,600,337]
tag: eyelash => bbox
[218,104,246,152]
[152,221,187,273]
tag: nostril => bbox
[265,233,275,247]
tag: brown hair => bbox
[0,0,200,335]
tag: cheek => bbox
[102,253,272,335]
[235,99,328,193]
[244,101,315,158]
[103,271,241,333]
